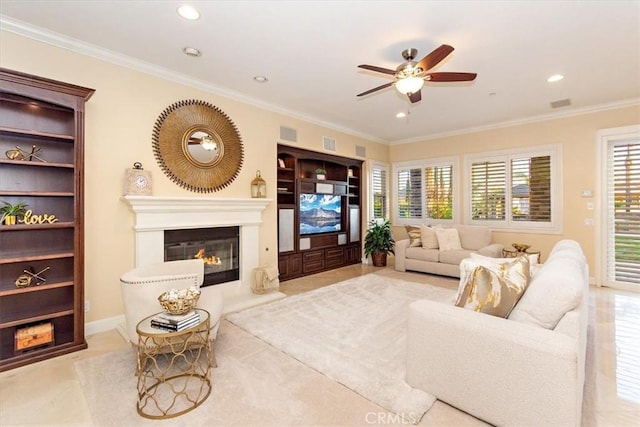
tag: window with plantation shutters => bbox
[397,168,422,220]
[370,163,389,220]
[471,160,506,220]
[607,140,640,285]
[394,157,458,224]
[511,156,551,222]
[425,165,453,219]
[465,146,560,231]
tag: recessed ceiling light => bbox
[547,74,564,83]
[396,112,406,118]
[177,5,200,20]
[182,47,201,57]
[253,76,268,83]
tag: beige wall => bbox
[2,29,638,324]
[0,31,387,323]
[389,106,640,272]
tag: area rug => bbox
[227,273,455,423]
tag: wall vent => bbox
[323,136,337,152]
[355,145,366,157]
[279,126,297,142]
[550,98,571,109]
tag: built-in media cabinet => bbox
[277,144,363,281]
[0,68,94,371]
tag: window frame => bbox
[368,160,390,222]
[392,156,459,226]
[463,144,562,233]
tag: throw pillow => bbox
[420,224,439,249]
[405,225,422,247]
[455,255,530,318]
[435,227,462,251]
[470,252,539,269]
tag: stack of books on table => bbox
[151,310,200,332]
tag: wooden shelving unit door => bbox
[0,68,94,372]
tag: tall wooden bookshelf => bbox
[277,144,363,281]
[0,68,94,371]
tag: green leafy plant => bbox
[315,168,327,175]
[363,219,395,259]
[0,201,28,224]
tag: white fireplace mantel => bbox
[122,195,285,313]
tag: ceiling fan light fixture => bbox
[547,74,564,83]
[183,47,201,57]
[177,5,200,20]
[395,76,424,95]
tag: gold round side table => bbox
[135,308,212,419]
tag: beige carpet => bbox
[75,273,458,426]
[228,273,455,423]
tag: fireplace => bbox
[164,226,240,287]
[123,196,286,314]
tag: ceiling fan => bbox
[357,44,477,103]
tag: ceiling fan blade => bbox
[416,44,454,72]
[427,72,477,82]
[408,90,422,103]
[357,64,396,75]
[357,82,395,97]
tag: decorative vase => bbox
[3,215,16,225]
[371,252,387,267]
[316,174,326,180]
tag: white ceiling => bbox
[1,1,639,144]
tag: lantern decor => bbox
[251,170,266,198]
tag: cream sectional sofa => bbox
[395,224,503,278]
[405,240,589,427]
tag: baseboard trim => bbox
[85,314,125,337]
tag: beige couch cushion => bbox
[406,247,439,262]
[508,256,584,329]
[457,225,492,251]
[439,249,473,265]
[420,224,439,249]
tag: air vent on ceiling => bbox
[550,98,571,109]
[279,126,297,142]
[323,136,336,152]
[355,145,366,158]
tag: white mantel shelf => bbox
[122,195,284,314]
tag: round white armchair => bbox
[119,259,223,346]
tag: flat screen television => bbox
[299,194,342,235]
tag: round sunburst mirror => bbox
[152,99,244,192]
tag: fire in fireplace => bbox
[164,226,240,287]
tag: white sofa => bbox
[395,224,503,278]
[405,240,589,427]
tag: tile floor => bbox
[0,263,639,426]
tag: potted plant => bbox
[315,168,327,180]
[1,201,28,225]
[363,219,395,267]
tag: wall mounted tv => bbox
[299,194,342,235]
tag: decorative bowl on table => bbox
[158,287,201,315]
[512,243,531,253]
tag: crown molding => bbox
[0,15,387,145]
[389,98,640,145]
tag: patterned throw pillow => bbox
[455,255,530,318]
[405,225,422,247]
